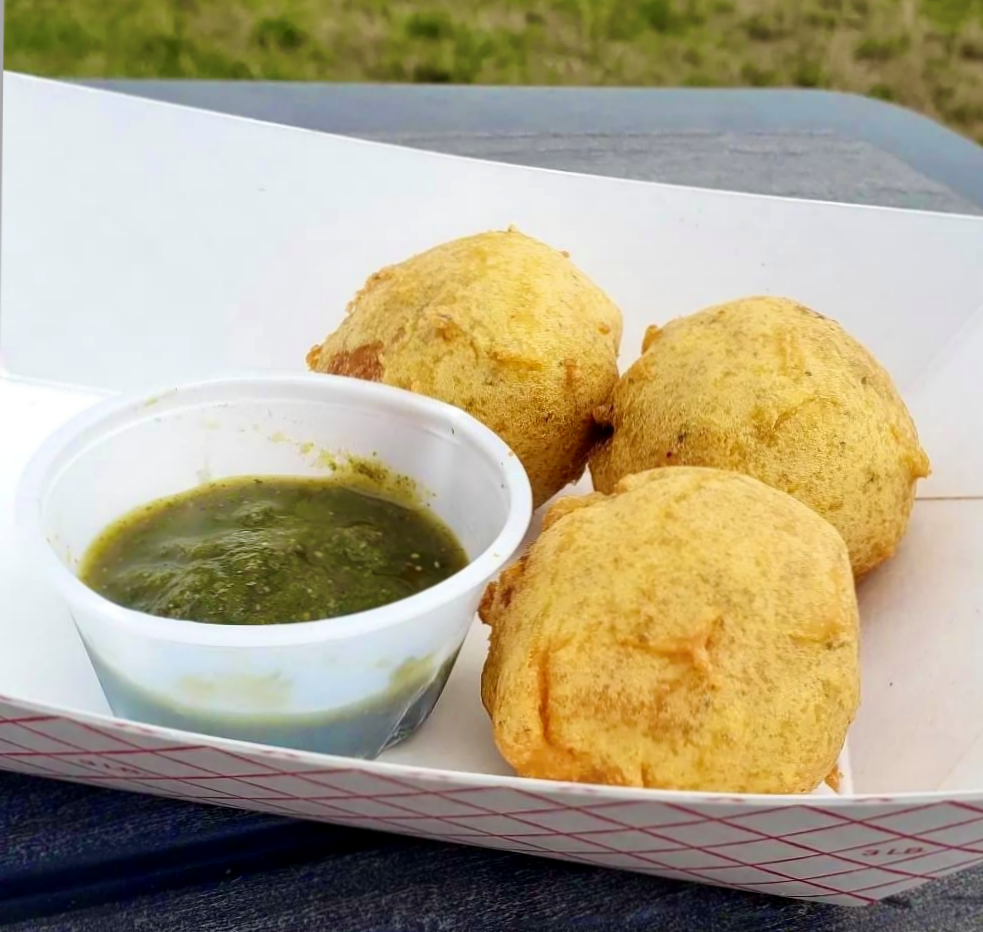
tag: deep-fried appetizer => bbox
[307,228,623,508]
[590,297,929,576]
[480,467,860,794]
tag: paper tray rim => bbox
[8,70,983,225]
[4,688,980,809]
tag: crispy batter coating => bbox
[480,468,860,794]
[590,297,929,576]
[307,228,623,508]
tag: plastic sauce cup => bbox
[18,374,533,758]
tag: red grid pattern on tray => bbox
[2,701,982,906]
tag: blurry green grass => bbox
[7,0,983,142]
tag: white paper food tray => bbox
[3,74,983,906]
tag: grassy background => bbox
[7,0,983,143]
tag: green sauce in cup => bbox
[80,475,469,625]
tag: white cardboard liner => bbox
[2,74,983,906]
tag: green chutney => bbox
[79,475,469,625]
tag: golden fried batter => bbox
[480,468,860,794]
[307,228,623,508]
[590,297,929,576]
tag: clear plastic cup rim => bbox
[17,372,534,648]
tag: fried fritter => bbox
[480,467,860,794]
[307,228,623,508]
[590,297,929,576]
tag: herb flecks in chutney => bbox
[80,475,468,625]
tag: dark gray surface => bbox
[77,82,983,214]
[9,82,983,930]
[5,770,983,932]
